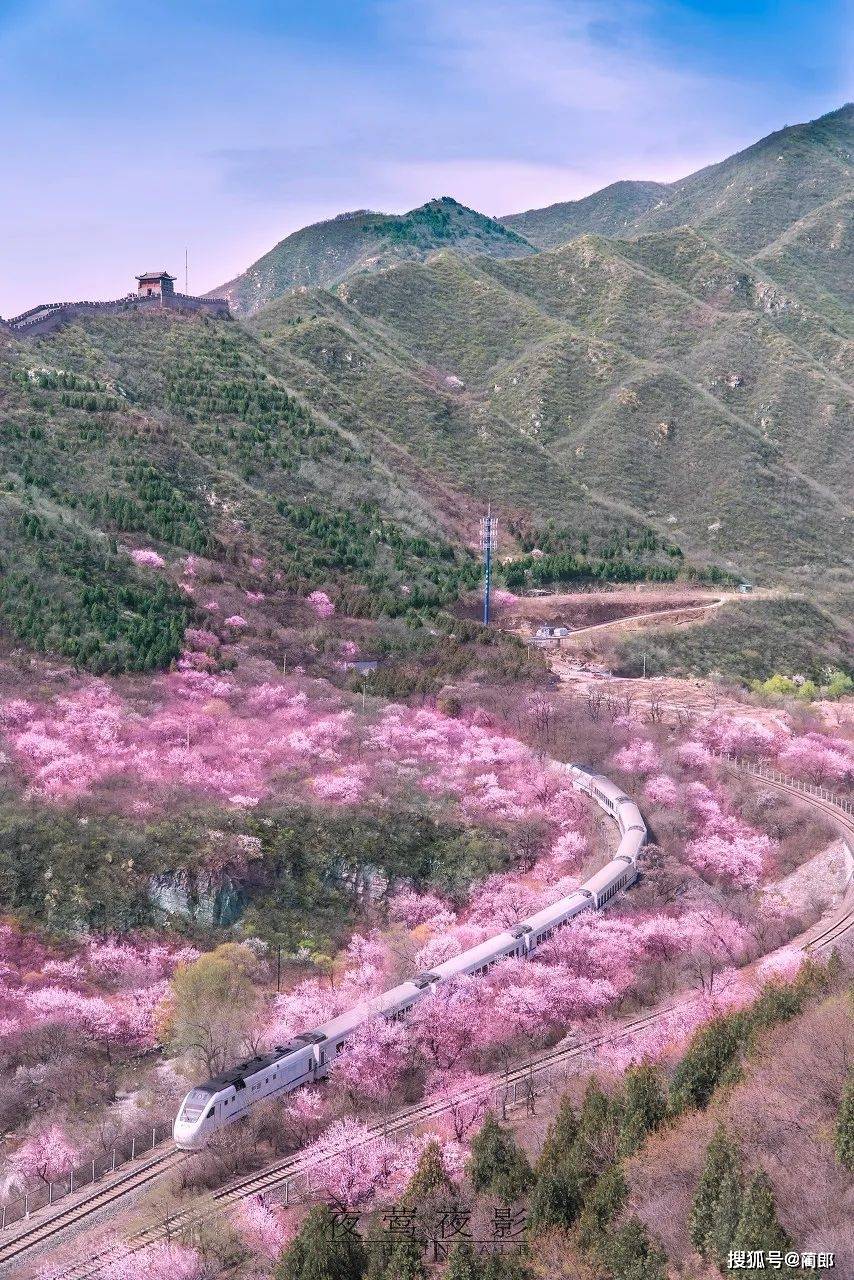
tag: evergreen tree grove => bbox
[576,1163,628,1252]
[730,1172,797,1280]
[276,1204,366,1280]
[670,1015,745,1113]
[468,1114,533,1205]
[602,1218,667,1280]
[443,1240,482,1280]
[618,1065,668,1156]
[526,1156,583,1233]
[834,1071,854,1172]
[689,1126,744,1264]
[535,1096,578,1173]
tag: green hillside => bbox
[3,106,851,680]
[252,230,853,587]
[502,104,854,332]
[0,312,498,670]
[500,179,668,248]
[503,105,853,253]
[210,196,534,317]
[2,305,690,673]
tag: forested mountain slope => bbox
[0,312,494,671]
[2,304,678,674]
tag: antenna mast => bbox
[480,506,497,626]
[185,248,188,294]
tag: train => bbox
[173,764,646,1149]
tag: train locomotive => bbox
[173,764,646,1149]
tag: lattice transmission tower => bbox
[480,507,497,625]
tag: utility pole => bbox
[480,506,497,626]
[642,651,647,679]
[185,247,189,294]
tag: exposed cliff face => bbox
[150,870,245,928]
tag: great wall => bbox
[1,270,228,337]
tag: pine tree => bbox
[575,1078,619,1183]
[469,1114,533,1204]
[535,1096,578,1174]
[689,1125,744,1263]
[403,1139,455,1204]
[444,1240,482,1280]
[526,1155,583,1233]
[576,1163,628,1251]
[379,1240,425,1280]
[618,1065,668,1156]
[834,1071,854,1171]
[401,1138,457,1243]
[670,1015,745,1113]
[276,1204,366,1280]
[602,1217,667,1280]
[480,1252,528,1280]
[730,1171,797,1280]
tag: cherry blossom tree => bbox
[427,1072,493,1142]
[100,1240,204,1280]
[409,978,485,1072]
[329,1017,411,1104]
[235,1194,294,1262]
[11,1127,78,1186]
[777,733,853,785]
[128,548,165,569]
[307,591,335,618]
[304,1118,395,1209]
[643,774,679,808]
[612,738,661,776]
[282,1088,327,1144]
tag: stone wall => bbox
[5,291,229,337]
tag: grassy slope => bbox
[501,178,669,248]
[502,105,853,253]
[211,196,535,317]
[253,286,653,549]
[502,103,854,335]
[266,237,853,585]
[614,596,854,682]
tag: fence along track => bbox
[7,764,853,1278]
[8,1006,674,1280]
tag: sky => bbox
[1,0,850,315]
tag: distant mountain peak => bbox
[212,195,535,316]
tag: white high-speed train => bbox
[174,764,646,1149]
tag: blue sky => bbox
[1,0,850,314]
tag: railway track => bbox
[7,768,853,1278]
[0,1149,185,1273]
[9,1005,675,1279]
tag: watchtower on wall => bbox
[136,270,176,299]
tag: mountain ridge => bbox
[502,103,854,266]
[209,196,535,316]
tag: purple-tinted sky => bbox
[1,0,850,315]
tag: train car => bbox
[174,1038,317,1148]
[174,762,647,1150]
[431,929,527,982]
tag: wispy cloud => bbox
[0,0,847,313]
